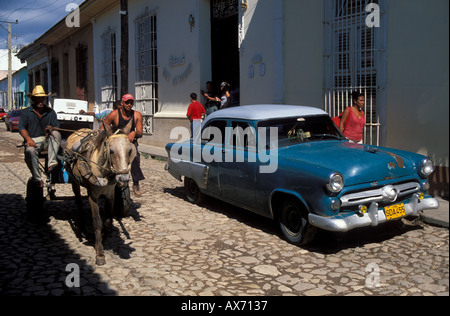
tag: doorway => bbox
[210,0,240,105]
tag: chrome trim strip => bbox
[340,182,420,207]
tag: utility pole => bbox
[120,0,129,97]
[1,20,18,110]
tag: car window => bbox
[230,121,256,149]
[202,120,227,145]
[0,109,5,113]
[11,110,21,117]
[258,115,344,148]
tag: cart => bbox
[20,138,132,224]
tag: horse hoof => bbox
[96,256,106,266]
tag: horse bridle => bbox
[104,131,134,175]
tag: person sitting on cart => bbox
[18,85,61,187]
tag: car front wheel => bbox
[279,199,317,245]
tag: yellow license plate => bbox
[384,203,406,221]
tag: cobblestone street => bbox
[0,125,448,297]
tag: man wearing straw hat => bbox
[18,85,61,187]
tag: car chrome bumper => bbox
[308,195,439,232]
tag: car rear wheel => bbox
[184,177,204,204]
[279,199,317,245]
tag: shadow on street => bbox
[0,193,117,296]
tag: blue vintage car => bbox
[165,105,439,245]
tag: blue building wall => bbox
[0,67,28,110]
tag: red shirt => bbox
[187,101,206,122]
[343,109,366,142]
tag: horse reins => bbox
[48,127,132,175]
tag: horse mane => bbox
[93,130,109,149]
[93,128,127,149]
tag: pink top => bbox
[343,109,366,142]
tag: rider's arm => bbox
[48,110,60,128]
[18,110,36,147]
[45,110,60,133]
[133,111,144,141]
[101,110,118,130]
[20,129,36,148]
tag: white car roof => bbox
[204,104,327,124]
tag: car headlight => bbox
[327,172,344,193]
[419,158,434,178]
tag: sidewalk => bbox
[139,143,168,160]
[421,197,449,228]
[138,144,449,229]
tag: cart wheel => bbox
[114,184,131,218]
[26,178,46,224]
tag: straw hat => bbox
[27,85,51,98]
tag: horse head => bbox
[103,120,137,186]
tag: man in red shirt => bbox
[186,93,206,139]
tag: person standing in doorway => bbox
[339,91,366,144]
[186,93,206,139]
[103,94,145,196]
[201,81,219,115]
[217,82,231,109]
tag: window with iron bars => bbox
[135,7,159,135]
[323,0,386,146]
[101,29,118,110]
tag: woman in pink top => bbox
[340,92,366,144]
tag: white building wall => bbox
[238,0,324,108]
[128,0,211,118]
[385,0,449,168]
[283,0,323,108]
[240,0,276,105]
[92,3,121,112]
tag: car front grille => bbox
[340,181,420,207]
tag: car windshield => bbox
[258,115,345,148]
[0,109,5,113]
[10,110,21,117]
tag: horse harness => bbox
[65,130,131,179]
[105,132,133,175]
